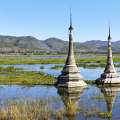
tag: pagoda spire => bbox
[56,12,87,87]
[69,10,73,32]
[104,25,116,73]
[65,11,76,65]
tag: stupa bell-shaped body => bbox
[96,27,120,84]
[56,14,87,87]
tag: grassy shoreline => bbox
[0,55,120,68]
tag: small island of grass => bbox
[0,66,55,85]
[51,65,63,70]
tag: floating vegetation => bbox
[40,66,45,69]
[98,112,112,119]
[85,80,96,85]
[0,67,55,85]
[51,65,63,70]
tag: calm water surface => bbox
[0,85,120,120]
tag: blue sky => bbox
[0,0,119,42]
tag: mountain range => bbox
[0,35,119,53]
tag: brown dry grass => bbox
[0,100,51,120]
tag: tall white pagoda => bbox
[56,14,87,87]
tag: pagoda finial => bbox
[108,25,112,40]
[69,9,73,31]
[104,25,115,73]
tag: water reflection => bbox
[0,84,120,119]
[57,85,120,120]
[57,87,85,120]
[99,86,120,119]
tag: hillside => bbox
[0,35,119,53]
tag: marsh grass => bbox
[65,100,77,117]
[98,111,112,118]
[0,67,55,85]
[40,66,45,69]
[0,98,78,120]
[0,100,52,120]
[80,107,112,119]
[0,66,99,85]
[51,65,63,70]
[0,55,120,67]
[85,80,96,85]
[55,109,64,120]
[0,97,113,120]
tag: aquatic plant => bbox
[51,65,63,70]
[40,66,45,69]
[98,111,112,119]
[0,55,119,67]
[65,100,77,117]
[84,80,96,85]
[0,67,55,85]
[55,109,64,120]
[0,100,52,120]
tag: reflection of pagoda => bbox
[57,87,85,120]
[96,26,120,84]
[56,13,87,87]
[57,87,84,101]
[100,86,120,117]
[101,87,116,113]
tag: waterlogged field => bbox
[0,55,120,119]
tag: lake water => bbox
[0,64,120,80]
[0,85,120,119]
[0,64,120,119]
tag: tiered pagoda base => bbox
[56,65,87,87]
[96,72,120,84]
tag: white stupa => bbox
[96,26,120,84]
[56,13,87,87]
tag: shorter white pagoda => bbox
[96,26,120,84]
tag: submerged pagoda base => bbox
[57,66,87,87]
[56,80,87,88]
[96,73,120,84]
